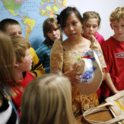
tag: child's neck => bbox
[14,68,24,79]
[113,35,124,41]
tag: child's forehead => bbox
[5,24,22,33]
[111,19,124,24]
[85,18,99,25]
[49,24,58,30]
[6,24,21,29]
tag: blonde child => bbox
[0,30,19,123]
[20,74,77,124]
[36,17,63,73]
[101,7,124,98]
[82,11,104,46]
[10,36,35,117]
[0,18,45,77]
[82,11,105,102]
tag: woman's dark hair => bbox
[57,6,82,30]
[43,18,63,45]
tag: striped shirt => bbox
[36,43,52,73]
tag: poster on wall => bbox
[0,0,66,50]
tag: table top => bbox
[76,105,118,124]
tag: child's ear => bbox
[14,61,19,67]
[110,23,113,30]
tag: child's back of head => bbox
[0,30,18,103]
[20,74,77,124]
[0,30,20,124]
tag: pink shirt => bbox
[82,32,105,46]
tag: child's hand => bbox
[113,89,120,94]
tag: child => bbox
[101,7,124,98]
[0,30,19,123]
[36,17,63,73]
[50,7,106,117]
[20,74,77,124]
[82,11,104,102]
[10,35,35,117]
[0,18,45,77]
[82,11,104,46]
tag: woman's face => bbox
[47,25,61,42]
[63,12,83,41]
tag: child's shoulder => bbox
[95,32,104,39]
[102,37,116,48]
[22,71,35,82]
[36,43,49,52]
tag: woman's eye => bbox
[73,22,77,25]
[63,24,67,28]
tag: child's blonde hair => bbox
[110,7,124,22]
[10,36,30,63]
[20,74,77,124]
[0,30,19,105]
[82,11,101,27]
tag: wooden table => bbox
[76,105,118,124]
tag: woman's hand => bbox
[64,62,82,83]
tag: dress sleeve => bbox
[90,36,106,68]
[50,39,63,74]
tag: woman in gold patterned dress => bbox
[50,6,106,117]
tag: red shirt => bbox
[11,72,35,118]
[101,37,124,97]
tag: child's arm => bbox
[101,40,120,95]
[30,47,45,77]
[104,72,119,94]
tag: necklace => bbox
[68,39,78,55]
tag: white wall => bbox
[66,0,124,40]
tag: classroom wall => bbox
[0,1,124,49]
[66,0,124,40]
